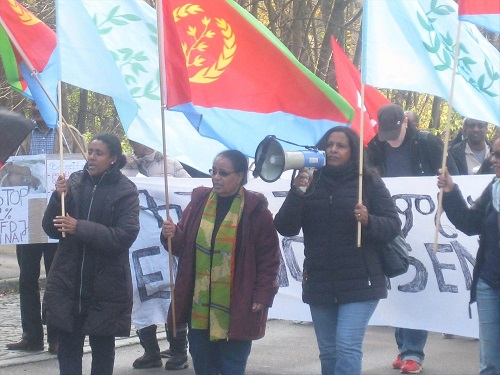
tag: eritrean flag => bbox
[0,0,58,127]
[459,0,500,33]
[162,0,354,157]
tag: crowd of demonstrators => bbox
[449,118,492,175]
[124,139,191,371]
[438,140,500,375]
[2,99,498,375]
[366,104,459,374]
[6,102,86,356]
[161,150,280,375]
[274,127,401,375]
[42,133,140,375]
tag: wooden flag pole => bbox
[357,83,366,248]
[57,82,66,238]
[433,21,462,253]
[156,0,177,337]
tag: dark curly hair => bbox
[90,133,127,169]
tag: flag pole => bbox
[433,21,462,253]
[0,17,87,161]
[156,0,177,336]
[58,81,66,238]
[357,83,366,248]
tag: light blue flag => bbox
[18,49,59,129]
[56,0,138,131]
[362,0,500,126]
[61,0,225,172]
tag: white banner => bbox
[129,175,486,338]
[0,158,485,337]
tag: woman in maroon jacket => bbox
[161,149,280,375]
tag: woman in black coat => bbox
[274,127,401,375]
[42,133,140,375]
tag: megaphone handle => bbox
[298,167,314,193]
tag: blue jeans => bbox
[476,278,500,375]
[309,300,379,375]
[58,315,115,375]
[395,327,427,364]
[188,329,252,375]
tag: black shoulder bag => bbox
[363,176,410,278]
[379,233,410,278]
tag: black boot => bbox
[165,323,189,371]
[133,325,163,369]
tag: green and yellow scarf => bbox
[191,187,244,341]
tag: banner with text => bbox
[0,155,86,244]
[0,158,485,337]
[129,175,485,338]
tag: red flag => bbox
[160,0,354,157]
[331,37,390,146]
[0,0,56,72]
[159,0,192,108]
[458,0,500,33]
[0,0,58,127]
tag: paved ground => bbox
[0,245,481,374]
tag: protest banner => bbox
[130,175,485,338]
[0,154,85,244]
[0,157,486,337]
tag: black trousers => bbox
[138,322,188,353]
[16,243,58,344]
[58,314,115,375]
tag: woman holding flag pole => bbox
[160,149,280,375]
[274,126,401,375]
[42,133,140,375]
[437,142,500,375]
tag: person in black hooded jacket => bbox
[274,127,401,375]
[42,133,140,375]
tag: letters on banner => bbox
[0,157,486,337]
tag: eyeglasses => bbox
[491,151,500,159]
[209,168,237,177]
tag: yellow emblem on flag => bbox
[173,4,236,84]
[8,0,41,26]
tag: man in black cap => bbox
[367,103,457,177]
[366,103,457,374]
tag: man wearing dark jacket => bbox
[367,105,458,177]
[366,104,457,374]
[449,118,491,175]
